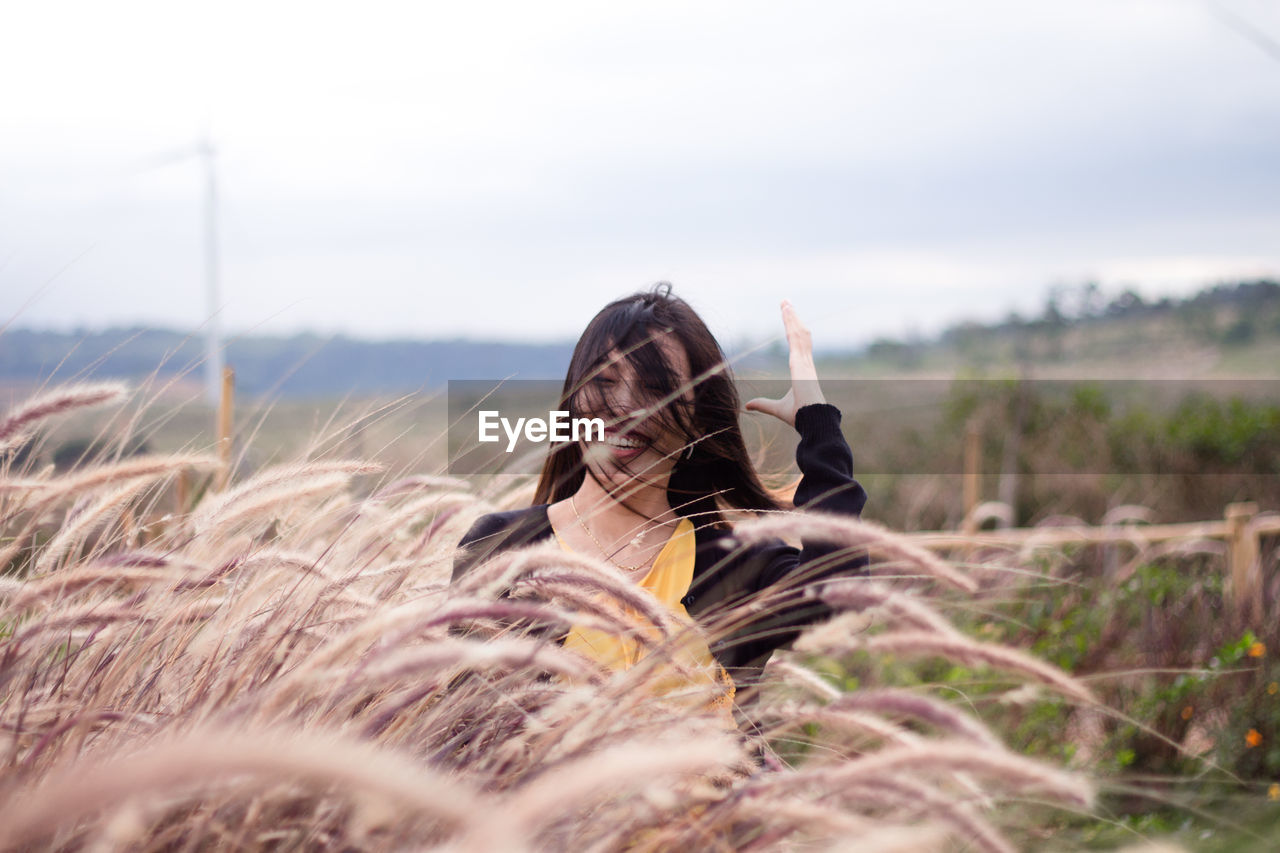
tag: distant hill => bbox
[844,278,1280,374]
[0,328,578,398]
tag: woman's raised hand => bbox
[744,299,827,427]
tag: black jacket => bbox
[450,402,868,695]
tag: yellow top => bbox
[552,516,736,718]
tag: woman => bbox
[450,283,867,712]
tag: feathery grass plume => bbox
[11,600,151,644]
[94,550,173,567]
[189,459,383,532]
[0,454,217,570]
[769,660,842,700]
[831,777,1015,853]
[194,560,354,640]
[723,796,873,839]
[503,733,745,831]
[33,478,154,575]
[964,500,1016,530]
[755,692,999,814]
[370,474,472,500]
[817,578,964,638]
[829,688,1004,749]
[350,555,451,600]
[455,543,677,637]
[350,636,606,691]
[0,726,516,852]
[352,490,478,559]
[216,549,378,608]
[308,566,383,611]
[1101,504,1157,526]
[189,472,355,539]
[363,596,636,657]
[825,825,955,853]
[786,609,876,656]
[348,556,443,582]
[730,812,948,853]
[356,489,472,537]
[509,548,675,627]
[860,630,1097,704]
[506,583,661,644]
[251,595,572,716]
[0,381,128,450]
[510,567,677,639]
[512,653,738,773]
[405,494,484,556]
[755,739,1094,810]
[490,479,539,511]
[4,565,178,612]
[761,700,921,748]
[730,510,978,592]
[257,596,463,701]
[22,453,220,504]
[0,474,53,490]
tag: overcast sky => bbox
[2,0,1278,352]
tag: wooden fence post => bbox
[1225,501,1260,626]
[962,420,981,534]
[176,468,190,514]
[215,366,235,491]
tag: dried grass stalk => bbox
[861,631,1096,704]
[0,726,515,851]
[730,511,978,592]
[0,381,128,449]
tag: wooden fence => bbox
[908,502,1280,626]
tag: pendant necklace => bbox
[570,494,666,575]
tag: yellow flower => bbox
[1246,729,1262,748]
[1180,705,1193,721]
[1268,682,1279,696]
[1270,783,1280,802]
[1248,642,1266,658]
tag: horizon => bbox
[6,275,1276,355]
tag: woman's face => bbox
[576,332,695,493]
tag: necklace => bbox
[570,494,668,574]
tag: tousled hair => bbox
[532,282,783,529]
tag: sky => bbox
[2,0,1279,353]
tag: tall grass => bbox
[0,383,1110,851]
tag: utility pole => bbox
[134,136,224,405]
[201,137,222,406]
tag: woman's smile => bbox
[589,425,657,466]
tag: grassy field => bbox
[2,327,1278,850]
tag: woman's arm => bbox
[748,401,868,626]
[714,404,869,687]
[450,512,508,584]
[743,300,868,576]
[726,303,870,676]
[744,299,868,578]
[792,401,866,517]
[450,506,557,585]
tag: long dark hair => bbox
[532,283,782,530]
